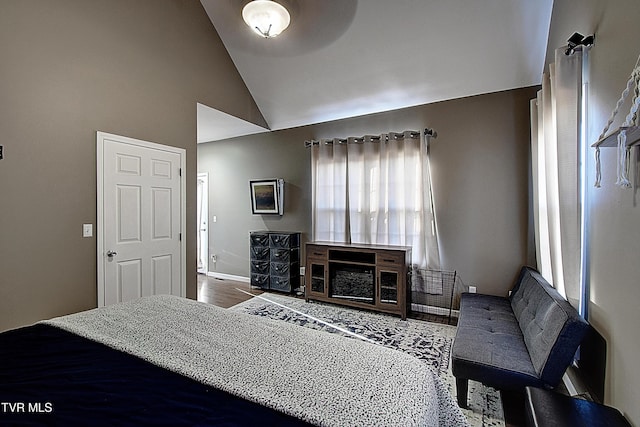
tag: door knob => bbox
[107,250,117,258]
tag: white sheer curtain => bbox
[311,131,440,271]
[311,138,348,242]
[530,48,583,308]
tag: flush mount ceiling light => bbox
[242,0,290,38]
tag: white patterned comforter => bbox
[43,295,468,427]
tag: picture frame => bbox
[250,179,284,215]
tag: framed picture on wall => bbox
[250,179,284,215]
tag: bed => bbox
[0,295,468,426]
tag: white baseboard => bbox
[562,372,579,396]
[206,271,250,283]
[562,363,592,398]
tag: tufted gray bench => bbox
[451,266,589,408]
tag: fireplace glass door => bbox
[379,270,399,304]
[309,263,326,294]
[329,264,375,304]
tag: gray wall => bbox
[198,86,538,297]
[197,127,313,277]
[0,0,264,331]
[547,1,640,424]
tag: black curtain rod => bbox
[424,127,437,138]
[305,128,436,147]
[565,32,594,56]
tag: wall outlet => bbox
[468,285,477,293]
[211,254,217,262]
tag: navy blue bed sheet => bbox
[0,324,314,426]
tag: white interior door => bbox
[197,173,208,274]
[97,132,186,307]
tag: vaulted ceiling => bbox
[197,0,553,143]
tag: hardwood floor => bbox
[197,274,262,308]
[197,273,454,325]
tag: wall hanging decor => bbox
[250,178,284,215]
[592,53,640,188]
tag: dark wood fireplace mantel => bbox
[304,242,411,319]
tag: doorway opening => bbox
[197,172,209,275]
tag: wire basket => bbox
[410,268,461,323]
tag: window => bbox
[310,131,440,271]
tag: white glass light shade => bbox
[242,0,290,38]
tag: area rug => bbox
[230,293,504,427]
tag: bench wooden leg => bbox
[456,377,468,408]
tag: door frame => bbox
[96,131,186,307]
[197,172,209,275]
